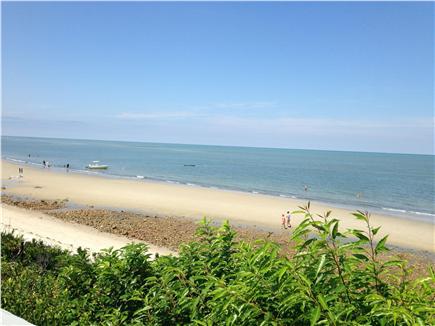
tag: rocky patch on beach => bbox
[1,194,67,211]
[1,194,294,253]
[48,209,197,250]
[46,208,295,253]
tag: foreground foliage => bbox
[2,206,434,325]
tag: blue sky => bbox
[2,2,433,154]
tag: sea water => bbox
[2,136,434,222]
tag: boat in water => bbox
[86,161,109,170]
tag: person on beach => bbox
[281,214,287,229]
[66,163,70,170]
[286,211,292,228]
[43,160,46,167]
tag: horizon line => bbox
[2,134,433,157]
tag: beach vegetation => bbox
[1,206,434,325]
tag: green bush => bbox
[1,206,434,325]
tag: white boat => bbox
[86,161,109,170]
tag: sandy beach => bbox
[1,160,434,252]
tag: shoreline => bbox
[3,157,434,222]
[2,160,434,252]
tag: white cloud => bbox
[210,101,276,110]
[116,111,198,120]
[197,116,433,154]
[208,116,433,131]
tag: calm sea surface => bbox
[2,136,434,221]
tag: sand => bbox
[1,204,176,257]
[1,160,434,252]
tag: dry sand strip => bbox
[1,204,176,258]
[2,160,434,252]
[1,308,34,326]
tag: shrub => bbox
[1,206,434,325]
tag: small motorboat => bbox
[86,161,109,170]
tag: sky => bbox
[2,1,434,154]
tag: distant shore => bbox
[2,160,434,252]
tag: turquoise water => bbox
[2,136,434,221]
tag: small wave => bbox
[27,162,42,166]
[69,168,86,173]
[186,183,197,186]
[382,207,407,213]
[414,211,435,217]
[79,169,100,175]
[252,191,259,194]
[136,175,144,179]
[279,194,297,199]
[6,157,26,163]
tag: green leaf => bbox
[382,260,403,268]
[277,267,287,282]
[352,211,368,222]
[212,288,227,301]
[312,222,325,231]
[300,238,316,249]
[315,254,326,279]
[299,274,312,287]
[331,222,339,239]
[372,226,381,235]
[352,231,369,242]
[375,235,389,254]
[353,253,369,261]
[317,294,328,310]
[310,306,320,325]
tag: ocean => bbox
[2,136,434,222]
